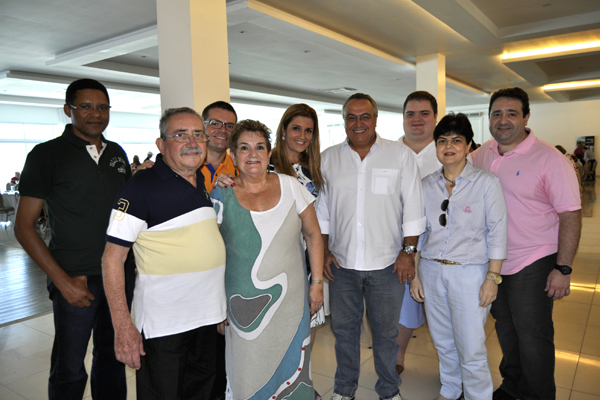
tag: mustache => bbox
[180,148,203,156]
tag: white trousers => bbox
[419,259,493,400]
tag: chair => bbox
[585,160,597,182]
[0,195,15,222]
[583,160,597,182]
[35,201,50,239]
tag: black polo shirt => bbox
[19,124,132,277]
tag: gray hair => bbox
[159,107,203,138]
[342,93,378,117]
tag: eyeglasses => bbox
[163,132,208,143]
[206,119,235,132]
[69,103,111,113]
[344,113,374,124]
[439,199,449,227]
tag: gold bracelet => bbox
[311,279,323,284]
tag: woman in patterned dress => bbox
[210,119,324,400]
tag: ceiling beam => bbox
[46,26,158,67]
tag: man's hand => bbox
[58,276,95,308]
[545,269,571,300]
[323,249,340,281]
[393,251,415,284]
[114,322,145,370]
[217,321,226,336]
[133,160,154,174]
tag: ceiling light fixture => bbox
[318,87,357,94]
[502,41,600,60]
[543,79,600,91]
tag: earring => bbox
[282,136,286,141]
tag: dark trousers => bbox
[210,329,226,400]
[48,275,127,400]
[137,324,218,400]
[491,253,557,400]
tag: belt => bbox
[429,258,461,265]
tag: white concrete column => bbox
[156,0,230,112]
[416,53,446,116]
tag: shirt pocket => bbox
[371,168,399,195]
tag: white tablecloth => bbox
[2,192,18,226]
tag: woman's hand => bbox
[213,173,235,189]
[409,277,425,303]
[308,283,324,316]
[479,279,498,307]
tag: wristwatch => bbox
[486,272,502,285]
[403,243,417,255]
[554,264,573,275]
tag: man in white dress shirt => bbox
[317,93,426,400]
[395,91,442,374]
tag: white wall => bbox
[528,99,600,152]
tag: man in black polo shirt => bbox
[15,79,132,400]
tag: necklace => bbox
[443,174,456,188]
[240,178,268,197]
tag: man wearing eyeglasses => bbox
[201,101,238,193]
[317,93,425,400]
[103,107,226,399]
[16,79,133,399]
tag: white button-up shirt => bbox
[317,134,426,271]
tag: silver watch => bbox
[403,243,417,255]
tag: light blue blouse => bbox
[419,162,508,265]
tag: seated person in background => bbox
[10,171,20,185]
[410,113,507,400]
[573,141,585,164]
[130,155,141,171]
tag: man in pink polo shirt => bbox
[471,87,581,400]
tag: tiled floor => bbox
[1,182,599,400]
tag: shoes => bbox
[493,388,517,400]
[379,393,403,400]
[395,364,404,375]
[330,394,355,400]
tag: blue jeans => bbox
[491,254,556,400]
[329,264,403,399]
[48,274,127,400]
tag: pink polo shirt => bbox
[471,129,581,275]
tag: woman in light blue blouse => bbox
[410,113,508,400]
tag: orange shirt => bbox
[201,151,237,194]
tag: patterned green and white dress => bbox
[211,174,316,400]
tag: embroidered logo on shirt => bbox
[110,157,129,174]
[463,206,472,213]
[516,171,520,176]
[114,198,129,221]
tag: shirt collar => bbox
[433,161,476,186]
[154,153,205,184]
[342,133,382,154]
[62,123,106,149]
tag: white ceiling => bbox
[1,0,600,114]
